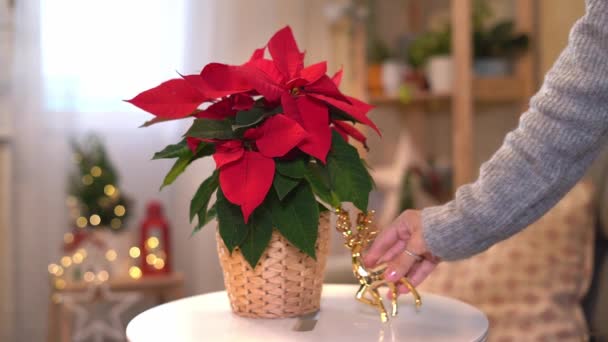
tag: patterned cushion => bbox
[419,182,595,341]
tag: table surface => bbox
[127,284,489,342]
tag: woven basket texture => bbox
[216,212,330,318]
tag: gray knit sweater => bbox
[422,0,608,261]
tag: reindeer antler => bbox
[335,208,356,249]
[335,208,377,250]
[356,211,378,250]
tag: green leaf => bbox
[239,206,273,268]
[160,153,192,190]
[326,131,373,211]
[191,203,217,237]
[276,158,307,179]
[273,173,300,200]
[184,118,235,140]
[159,142,215,190]
[233,106,283,129]
[152,140,190,160]
[267,183,319,259]
[192,141,215,159]
[216,188,248,252]
[140,113,200,128]
[189,170,219,222]
[234,107,266,128]
[303,162,340,207]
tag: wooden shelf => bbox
[474,76,526,102]
[369,76,526,107]
[347,0,535,189]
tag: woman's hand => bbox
[363,210,440,295]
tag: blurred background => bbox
[1,0,608,341]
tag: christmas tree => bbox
[67,135,131,231]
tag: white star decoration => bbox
[62,283,142,342]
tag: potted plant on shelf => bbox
[127,26,377,318]
[473,20,529,77]
[471,0,529,77]
[407,26,452,94]
[367,38,391,97]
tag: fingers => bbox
[363,223,403,267]
[363,211,414,267]
[397,260,438,294]
[384,251,418,283]
[377,239,407,265]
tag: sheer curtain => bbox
[11,1,195,341]
[10,1,332,341]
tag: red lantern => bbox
[140,201,171,275]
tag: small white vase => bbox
[381,60,406,97]
[426,55,453,94]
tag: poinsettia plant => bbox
[128,27,378,268]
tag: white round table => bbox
[127,284,488,342]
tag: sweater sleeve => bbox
[422,0,608,261]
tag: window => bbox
[40,0,185,112]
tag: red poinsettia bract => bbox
[128,26,378,223]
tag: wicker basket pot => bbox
[216,212,330,318]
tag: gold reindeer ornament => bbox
[335,208,422,322]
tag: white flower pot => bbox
[381,60,407,97]
[426,55,453,94]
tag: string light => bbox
[90,166,102,177]
[129,247,141,258]
[55,279,66,290]
[76,216,88,228]
[72,252,84,264]
[111,188,120,198]
[63,233,74,244]
[90,214,101,226]
[153,258,165,270]
[105,249,117,262]
[48,263,60,274]
[145,254,157,265]
[61,256,72,268]
[77,248,87,258]
[104,184,116,196]
[55,267,64,276]
[97,270,109,282]
[82,174,94,185]
[111,218,121,229]
[129,266,142,280]
[73,153,82,164]
[84,271,95,282]
[114,205,126,217]
[146,237,159,249]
